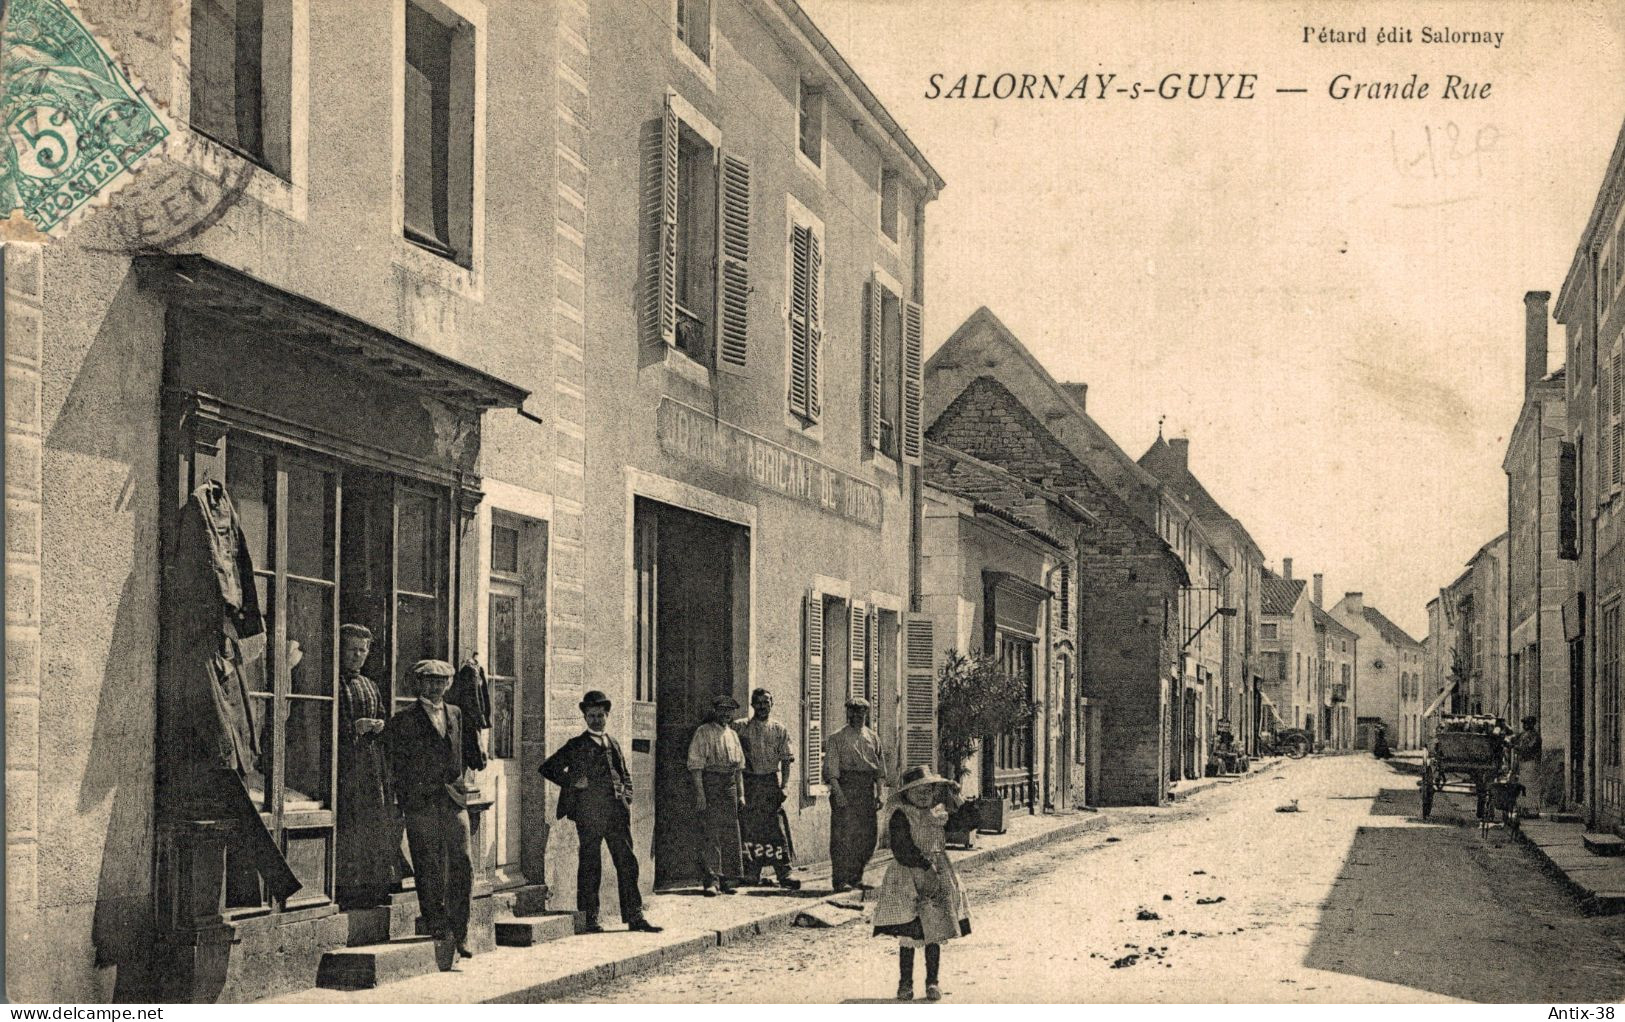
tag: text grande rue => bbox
[922,72,1492,101]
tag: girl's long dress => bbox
[871,799,971,946]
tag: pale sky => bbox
[801,0,1625,638]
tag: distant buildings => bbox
[1331,593,1426,749]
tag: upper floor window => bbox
[676,0,711,63]
[880,168,901,243]
[648,94,750,372]
[190,0,292,177]
[786,200,824,424]
[404,0,475,266]
[797,81,823,168]
[864,273,921,462]
[1260,623,1278,640]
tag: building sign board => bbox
[657,398,883,529]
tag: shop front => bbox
[138,256,530,1001]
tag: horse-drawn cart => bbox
[1420,715,1509,820]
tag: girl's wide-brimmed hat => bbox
[895,765,950,794]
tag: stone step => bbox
[1549,811,1587,825]
[1582,832,1625,857]
[316,937,447,990]
[494,912,580,947]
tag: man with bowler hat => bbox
[385,659,485,969]
[541,691,662,933]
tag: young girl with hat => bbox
[871,765,972,1001]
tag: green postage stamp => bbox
[0,0,171,236]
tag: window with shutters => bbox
[190,0,293,177]
[865,272,904,460]
[674,125,717,364]
[785,200,825,428]
[802,588,832,795]
[797,81,824,171]
[402,0,476,268]
[647,95,747,374]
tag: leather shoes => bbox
[702,884,719,897]
[628,918,663,933]
[778,877,802,891]
[719,882,738,895]
[457,944,473,959]
[581,917,605,934]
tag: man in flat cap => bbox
[826,696,886,892]
[687,694,746,895]
[541,691,662,933]
[385,659,486,969]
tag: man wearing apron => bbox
[826,697,886,892]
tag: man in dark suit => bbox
[541,691,662,934]
[385,659,486,970]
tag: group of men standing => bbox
[333,619,895,963]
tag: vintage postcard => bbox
[2,0,1623,1007]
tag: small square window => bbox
[798,82,823,167]
[676,0,711,63]
[880,168,900,243]
[492,523,519,574]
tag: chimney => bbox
[1168,437,1190,470]
[1344,592,1364,615]
[1061,382,1088,412]
[1282,557,1293,580]
[1525,290,1551,393]
[1313,573,1324,608]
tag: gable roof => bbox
[1361,605,1423,649]
[1138,436,1262,561]
[1261,573,1306,617]
[927,375,1187,585]
[925,307,1164,502]
[1311,602,1359,640]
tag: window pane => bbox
[396,492,438,595]
[287,579,333,697]
[285,463,334,580]
[404,3,452,248]
[281,697,333,809]
[227,446,272,569]
[491,524,518,574]
[491,679,515,759]
[247,693,273,808]
[396,593,444,671]
[189,0,265,158]
[247,575,274,695]
[490,593,517,678]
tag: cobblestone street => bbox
[562,757,1625,1003]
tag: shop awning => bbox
[134,255,530,412]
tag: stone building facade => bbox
[925,376,1186,806]
[1503,292,1576,805]
[1259,568,1313,740]
[1555,114,1625,836]
[1331,593,1426,749]
[923,307,1220,786]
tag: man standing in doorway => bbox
[734,689,801,890]
[826,696,885,892]
[541,692,662,934]
[385,660,485,969]
[688,694,746,895]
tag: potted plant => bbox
[935,648,1038,840]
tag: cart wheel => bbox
[1237,756,1250,773]
[1420,764,1435,819]
[1432,768,1447,792]
[1289,738,1309,760]
[1475,781,1489,821]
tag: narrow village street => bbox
[563,757,1625,1004]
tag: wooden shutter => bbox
[1613,421,1622,488]
[901,300,924,463]
[903,615,936,773]
[866,607,879,704]
[787,224,811,418]
[803,589,826,793]
[865,278,883,449]
[849,600,868,700]
[1614,351,1622,416]
[805,229,823,420]
[648,96,679,347]
[1058,564,1072,632]
[716,152,751,372]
